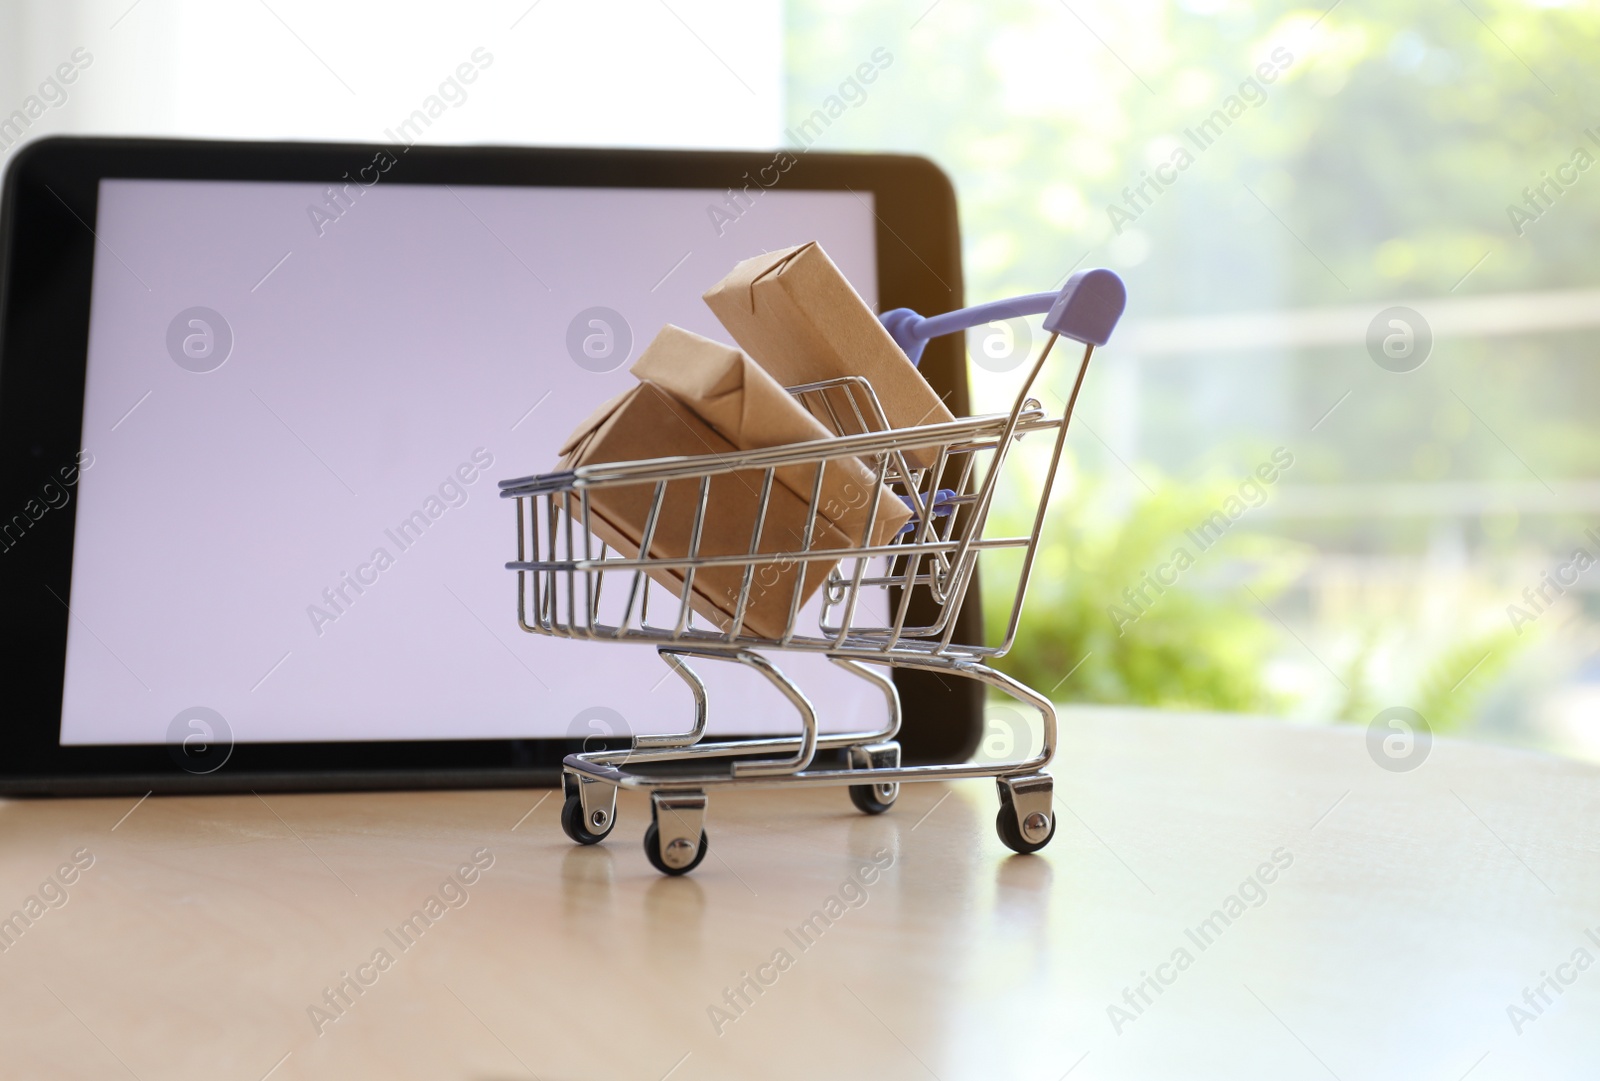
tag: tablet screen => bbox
[60,177,883,746]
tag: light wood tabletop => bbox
[1,706,1597,1081]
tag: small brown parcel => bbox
[555,325,911,639]
[702,241,955,466]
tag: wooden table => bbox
[2,706,1596,1080]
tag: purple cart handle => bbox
[880,268,1127,366]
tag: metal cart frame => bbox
[498,268,1126,874]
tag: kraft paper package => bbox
[555,326,911,639]
[630,325,911,549]
[702,241,956,466]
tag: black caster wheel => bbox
[849,782,898,815]
[560,793,615,845]
[643,821,708,876]
[995,803,1056,855]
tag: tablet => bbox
[0,137,978,795]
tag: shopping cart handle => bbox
[880,268,1126,366]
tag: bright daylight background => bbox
[4,0,1597,760]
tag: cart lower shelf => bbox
[559,747,1058,875]
[555,651,1060,876]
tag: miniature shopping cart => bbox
[498,268,1126,875]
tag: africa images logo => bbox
[1105,46,1294,234]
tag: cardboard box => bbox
[630,325,911,548]
[558,383,844,639]
[702,241,955,465]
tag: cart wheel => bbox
[643,821,708,876]
[995,803,1056,855]
[849,782,898,815]
[560,793,615,846]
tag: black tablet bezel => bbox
[0,136,981,795]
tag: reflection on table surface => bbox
[1,706,1596,1080]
